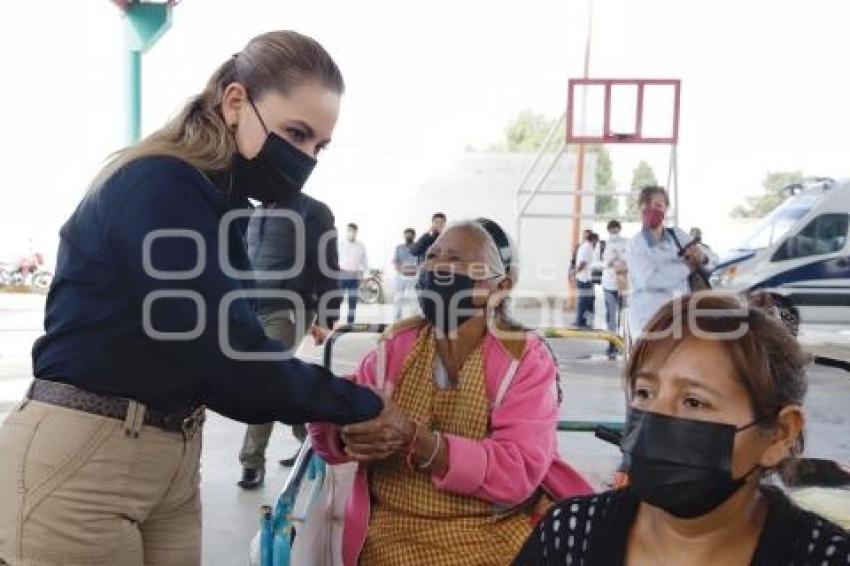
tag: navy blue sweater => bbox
[32,156,382,425]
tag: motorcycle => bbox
[0,252,53,290]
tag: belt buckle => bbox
[181,406,206,440]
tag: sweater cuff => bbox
[431,433,487,495]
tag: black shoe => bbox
[237,467,265,490]
[279,453,299,467]
[606,346,620,360]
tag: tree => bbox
[490,110,558,152]
[731,170,805,218]
[626,160,658,216]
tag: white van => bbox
[711,178,850,326]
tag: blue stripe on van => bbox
[755,256,850,289]
[785,293,850,307]
[749,256,850,307]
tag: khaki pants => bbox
[0,400,202,566]
[239,308,313,470]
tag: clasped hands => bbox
[340,391,416,463]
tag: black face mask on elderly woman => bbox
[232,97,317,204]
[416,269,484,334]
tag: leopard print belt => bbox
[27,379,205,439]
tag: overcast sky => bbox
[1,0,849,261]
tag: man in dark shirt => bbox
[238,192,341,489]
[409,212,447,261]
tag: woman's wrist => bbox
[417,431,441,470]
[410,428,440,463]
[402,417,418,446]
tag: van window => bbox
[736,201,812,251]
[772,213,849,261]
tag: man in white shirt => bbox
[337,223,369,323]
[574,231,597,328]
[601,220,628,358]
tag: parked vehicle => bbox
[0,252,53,290]
[711,178,850,328]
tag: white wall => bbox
[346,151,597,298]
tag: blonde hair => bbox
[92,30,344,188]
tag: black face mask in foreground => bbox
[621,407,761,518]
[232,98,317,204]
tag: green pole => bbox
[121,2,173,143]
[128,49,142,143]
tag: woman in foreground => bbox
[514,293,848,565]
[0,31,381,566]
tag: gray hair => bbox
[440,220,520,283]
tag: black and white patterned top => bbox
[513,487,849,565]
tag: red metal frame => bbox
[566,78,681,144]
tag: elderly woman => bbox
[515,293,849,565]
[309,218,592,565]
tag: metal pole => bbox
[567,0,594,309]
[515,110,566,250]
[669,144,679,226]
[570,0,594,247]
[518,141,568,217]
[119,1,174,144]
[128,50,142,143]
[514,110,567,209]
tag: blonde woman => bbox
[0,31,381,566]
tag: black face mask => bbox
[621,408,760,519]
[232,98,317,204]
[416,269,483,334]
[405,236,415,245]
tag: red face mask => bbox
[641,207,665,229]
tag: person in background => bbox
[514,293,849,565]
[237,191,342,490]
[690,226,721,266]
[590,231,605,286]
[338,223,368,324]
[567,228,592,283]
[392,228,418,321]
[573,231,597,329]
[601,219,628,359]
[409,212,447,262]
[626,185,714,337]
